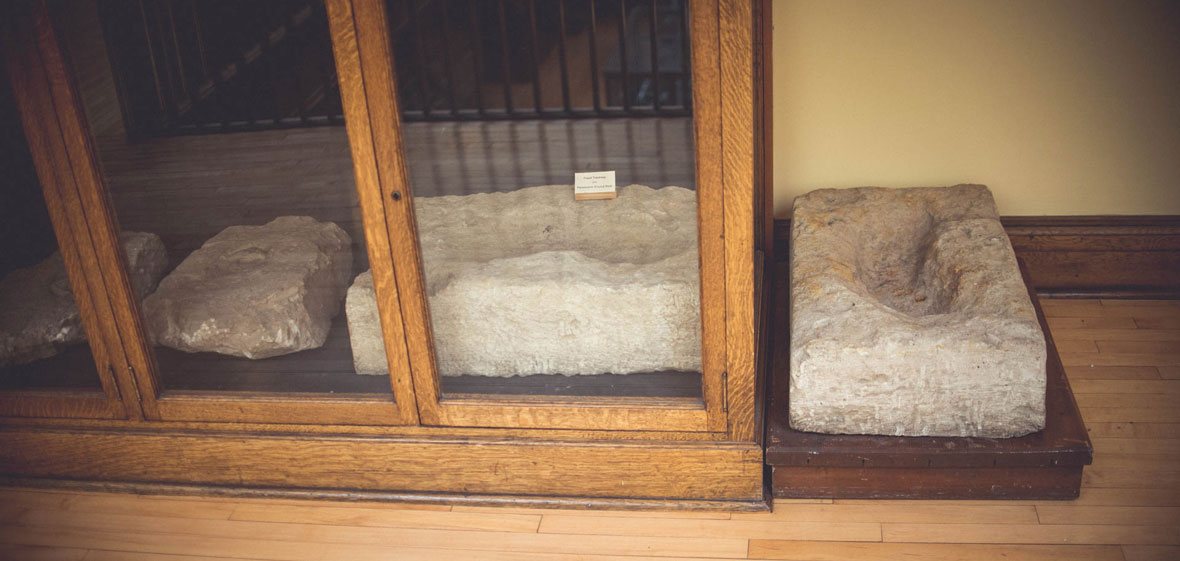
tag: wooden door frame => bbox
[327,0,757,435]
[0,2,132,420]
[2,0,422,426]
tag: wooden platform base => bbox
[765,261,1094,500]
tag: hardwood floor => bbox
[2,297,1178,560]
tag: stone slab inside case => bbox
[348,184,702,377]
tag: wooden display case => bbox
[0,0,772,508]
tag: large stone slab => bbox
[143,216,352,359]
[346,184,702,376]
[0,231,167,368]
[789,185,1046,438]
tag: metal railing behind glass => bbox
[96,0,343,138]
[393,0,692,122]
[96,0,692,139]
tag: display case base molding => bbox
[765,262,1093,500]
[0,429,767,508]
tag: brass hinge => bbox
[721,371,728,413]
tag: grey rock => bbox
[344,184,702,377]
[120,231,169,299]
[143,216,352,359]
[789,185,1046,438]
[0,231,167,368]
[0,253,83,369]
[345,270,387,375]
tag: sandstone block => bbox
[0,231,167,368]
[427,249,700,377]
[345,185,702,376]
[789,185,1046,438]
[143,216,352,359]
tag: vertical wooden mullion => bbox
[2,9,130,419]
[343,0,444,424]
[719,0,755,441]
[31,2,158,420]
[325,0,421,424]
[689,0,728,433]
[758,0,773,263]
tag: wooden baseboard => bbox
[773,216,1180,298]
[0,428,765,504]
[0,477,770,511]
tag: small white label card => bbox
[573,170,617,200]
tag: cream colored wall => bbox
[772,0,1180,217]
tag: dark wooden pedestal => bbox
[765,262,1093,500]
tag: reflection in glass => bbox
[390,0,702,398]
[0,56,102,391]
[61,0,391,396]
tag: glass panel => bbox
[0,55,103,392]
[61,0,393,397]
[392,0,701,398]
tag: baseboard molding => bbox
[772,216,1180,298]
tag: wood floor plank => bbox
[1070,380,1180,394]
[1086,422,1180,439]
[83,552,273,561]
[1040,300,1107,317]
[1075,394,1175,409]
[729,503,1038,524]
[1036,506,1180,526]
[882,523,1180,545]
[1099,340,1180,355]
[229,503,542,532]
[0,544,88,561]
[0,503,27,524]
[1063,353,1180,367]
[0,489,72,510]
[1058,339,1101,353]
[10,509,748,558]
[536,515,882,541]
[1043,487,1180,507]
[1079,408,1180,423]
[1048,316,1139,329]
[81,550,747,561]
[832,499,1040,506]
[1099,300,1180,309]
[1055,329,1180,342]
[1065,365,1162,380]
[1160,366,1180,379]
[64,494,236,520]
[748,540,1125,561]
[1,526,747,561]
[1121,545,1180,561]
[1091,438,1180,456]
[450,505,735,518]
[1135,317,1180,330]
[1083,457,1180,489]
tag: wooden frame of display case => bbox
[0,5,134,421]
[0,0,771,506]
